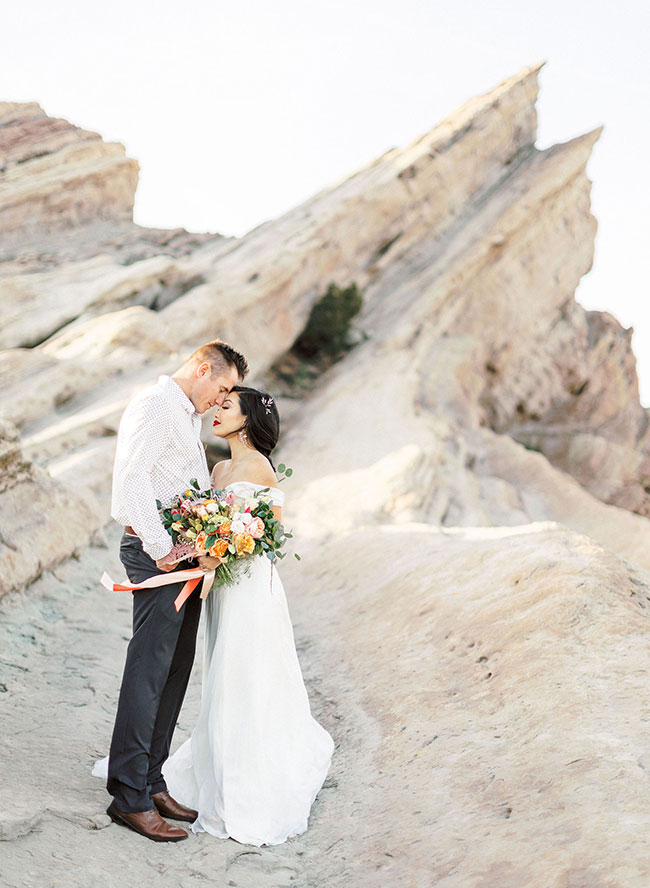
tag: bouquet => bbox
[156,468,297,589]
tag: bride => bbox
[93,385,334,846]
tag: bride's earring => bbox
[238,429,248,446]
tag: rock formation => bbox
[2,64,650,886]
[2,64,649,536]
[0,100,222,350]
[0,100,138,237]
[0,418,100,597]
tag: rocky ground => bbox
[0,524,344,888]
[3,520,650,887]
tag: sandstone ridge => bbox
[0,101,137,237]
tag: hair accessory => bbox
[261,395,274,415]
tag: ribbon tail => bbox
[102,566,216,612]
[200,570,216,600]
[174,576,202,612]
[100,571,117,592]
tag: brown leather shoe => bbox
[151,790,198,823]
[107,801,188,842]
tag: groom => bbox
[106,339,249,842]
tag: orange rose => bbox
[217,520,232,536]
[209,538,228,558]
[233,532,255,556]
[195,531,207,552]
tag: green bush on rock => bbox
[293,282,363,359]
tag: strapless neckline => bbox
[221,480,282,494]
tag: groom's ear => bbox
[196,361,211,378]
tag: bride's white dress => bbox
[93,481,334,846]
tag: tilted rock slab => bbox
[3,62,649,528]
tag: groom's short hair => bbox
[189,340,249,380]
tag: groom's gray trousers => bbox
[107,531,202,813]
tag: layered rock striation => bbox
[0,101,138,236]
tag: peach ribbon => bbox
[100,567,216,612]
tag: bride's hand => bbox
[197,553,224,570]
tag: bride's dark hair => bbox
[231,385,280,470]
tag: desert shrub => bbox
[292,282,362,358]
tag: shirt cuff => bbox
[140,535,174,562]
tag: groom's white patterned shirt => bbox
[111,375,211,560]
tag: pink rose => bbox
[248,516,265,539]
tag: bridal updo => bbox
[231,385,280,470]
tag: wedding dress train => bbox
[93,481,334,846]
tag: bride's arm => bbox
[210,460,227,490]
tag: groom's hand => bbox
[156,556,180,572]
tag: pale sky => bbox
[3,1,649,402]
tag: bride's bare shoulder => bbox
[243,454,278,488]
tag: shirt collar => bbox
[158,375,197,416]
